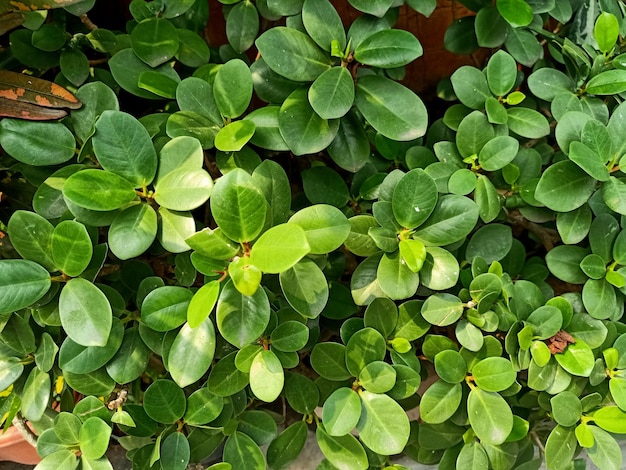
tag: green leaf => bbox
[420,246,460,291]
[224,432,265,470]
[169,318,216,388]
[154,167,213,211]
[310,342,351,380]
[249,224,310,273]
[279,258,328,319]
[601,177,626,215]
[79,417,111,460]
[249,349,284,402]
[472,357,516,392]
[356,390,410,455]
[59,278,111,347]
[587,425,622,470]
[229,256,262,296]
[93,110,157,187]
[486,50,517,97]
[158,208,195,253]
[497,0,533,27]
[215,120,256,152]
[0,119,75,166]
[109,204,157,260]
[271,321,309,352]
[392,169,438,229]
[63,169,137,211]
[187,281,220,328]
[359,361,396,393]
[105,326,150,384]
[419,380,462,424]
[143,379,186,424]
[377,251,420,300]
[226,1,260,53]
[0,357,23,391]
[266,421,308,470]
[289,204,350,254]
[555,340,595,377]
[355,75,427,141]
[0,259,51,314]
[475,175,502,223]
[354,29,422,69]
[412,194,478,246]
[176,28,210,68]
[217,280,270,348]
[347,0,393,17]
[160,432,190,470]
[302,0,346,51]
[583,278,617,320]
[322,387,361,436]
[141,285,192,332]
[592,406,626,433]
[131,17,179,67]
[450,66,491,109]
[345,327,386,377]
[175,77,221,125]
[33,450,78,470]
[506,107,550,139]
[308,67,354,120]
[456,111,494,158]
[594,12,619,53]
[279,87,339,156]
[551,391,582,427]
[545,425,577,470]
[528,67,575,101]
[316,426,368,470]
[166,111,220,149]
[21,367,50,422]
[587,70,626,95]
[184,388,223,426]
[59,319,124,374]
[466,224,512,263]
[421,293,463,326]
[301,166,349,207]
[51,220,92,277]
[207,351,249,396]
[214,59,253,119]
[210,168,267,243]
[255,26,331,81]
[478,136,519,171]
[7,211,54,271]
[467,388,513,445]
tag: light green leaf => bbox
[356,390,410,455]
[59,278,111,347]
[169,318,216,388]
[214,59,253,119]
[354,29,422,68]
[249,224,310,274]
[467,388,513,445]
[0,259,51,314]
[279,258,329,319]
[250,349,284,402]
[154,167,213,211]
[215,120,256,152]
[308,67,354,120]
[109,204,157,260]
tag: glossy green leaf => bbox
[486,50,517,96]
[528,67,575,101]
[59,319,123,374]
[422,293,463,327]
[497,0,533,27]
[420,380,462,424]
[141,286,192,332]
[131,17,179,67]
[587,70,626,95]
[215,120,256,152]
[279,88,339,156]
[302,0,346,51]
[356,390,410,455]
[249,223,310,273]
[478,136,519,171]
[355,75,427,141]
[51,220,92,277]
[0,259,51,314]
[109,204,157,260]
[226,1,260,53]
[169,318,216,388]
[420,246,460,291]
[467,388,513,445]
[224,432,265,470]
[187,281,220,328]
[456,110,494,158]
[105,326,150,384]
[211,168,267,243]
[308,67,354,120]
[377,251,420,300]
[79,417,111,460]
[154,167,213,211]
[450,66,491,109]
[288,204,350,254]
[412,194,478,246]
[143,379,186,424]
[270,321,309,352]
[354,29,422,68]
[255,26,331,81]
[59,278,111,347]
[21,367,50,421]
[216,280,270,348]
[214,59,253,119]
[392,169,438,229]
[472,357,516,392]
[266,421,308,470]
[316,426,367,470]
[175,77,221,125]
[466,224,512,263]
[322,387,361,436]
[7,210,56,271]
[63,169,137,211]
[310,342,351,381]
[345,327,386,376]
[93,110,157,187]
[160,432,190,470]
[555,340,594,377]
[250,349,284,402]
[184,388,224,426]
[0,119,75,166]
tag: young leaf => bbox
[168,318,216,388]
[249,223,310,273]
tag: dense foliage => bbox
[2,0,626,469]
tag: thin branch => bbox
[12,414,38,447]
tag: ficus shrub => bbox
[1,1,626,469]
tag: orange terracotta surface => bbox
[0,426,40,465]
